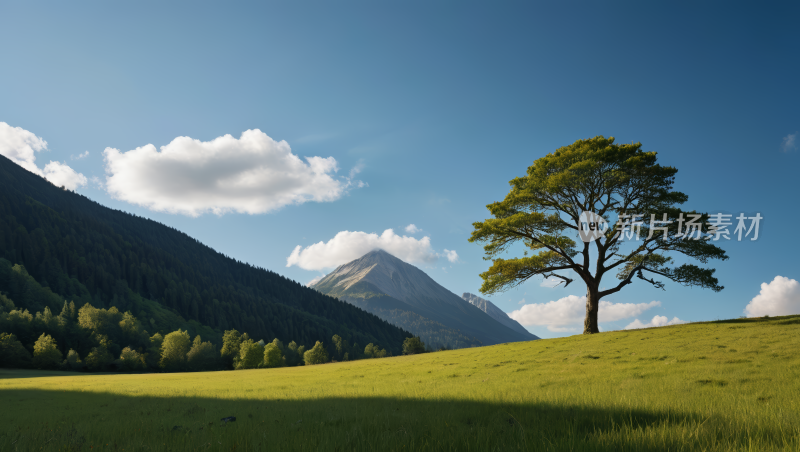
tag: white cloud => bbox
[71,151,89,160]
[348,160,368,188]
[306,275,325,287]
[89,175,104,189]
[781,132,797,153]
[349,160,364,179]
[43,161,89,190]
[599,300,662,322]
[517,298,526,305]
[624,315,687,330]
[744,275,800,317]
[540,277,563,288]
[286,228,456,271]
[0,122,87,190]
[548,325,579,333]
[442,249,459,263]
[0,121,48,174]
[103,129,363,216]
[405,224,421,234]
[509,295,660,332]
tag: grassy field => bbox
[1,316,799,452]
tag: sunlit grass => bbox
[1,315,799,451]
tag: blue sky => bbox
[1,1,798,338]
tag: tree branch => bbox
[541,272,574,287]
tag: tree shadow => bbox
[0,368,134,379]
[0,368,85,379]
[0,386,790,452]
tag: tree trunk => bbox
[583,283,600,334]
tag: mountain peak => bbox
[312,249,538,347]
[314,249,435,302]
[359,248,394,261]
[366,248,389,255]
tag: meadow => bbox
[1,315,798,452]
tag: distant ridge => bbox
[312,249,536,349]
[462,292,538,340]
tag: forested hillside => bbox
[0,155,409,354]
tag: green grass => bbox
[1,315,799,451]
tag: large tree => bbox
[470,136,728,334]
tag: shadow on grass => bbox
[0,368,126,379]
[0,385,790,452]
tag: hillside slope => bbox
[2,315,798,451]
[462,292,538,339]
[0,154,410,353]
[312,250,535,348]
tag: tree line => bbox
[1,290,428,372]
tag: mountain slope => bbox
[311,250,534,348]
[461,292,538,339]
[327,280,484,349]
[0,154,410,354]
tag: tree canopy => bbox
[33,333,62,369]
[262,343,284,368]
[470,136,728,333]
[304,341,329,365]
[160,330,191,371]
[402,336,426,355]
[0,333,32,368]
